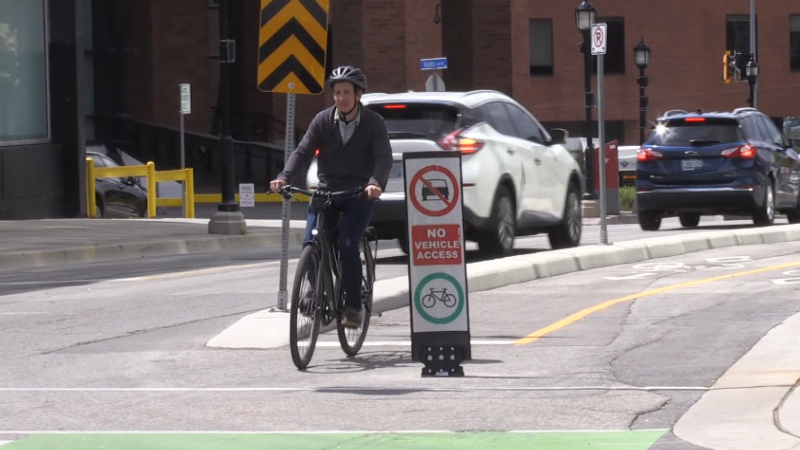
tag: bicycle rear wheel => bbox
[290,245,322,370]
[337,237,375,356]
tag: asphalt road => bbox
[2,233,799,448]
[0,216,769,300]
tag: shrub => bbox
[620,186,636,211]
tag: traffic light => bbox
[723,50,731,84]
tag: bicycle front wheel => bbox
[290,244,322,370]
[337,237,375,356]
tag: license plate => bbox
[390,162,403,178]
[681,159,703,171]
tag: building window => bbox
[529,19,553,76]
[591,18,625,75]
[791,16,800,71]
[726,15,758,55]
[0,0,49,144]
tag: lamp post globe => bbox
[634,38,651,70]
[575,0,596,32]
[746,57,759,78]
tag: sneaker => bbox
[341,308,362,329]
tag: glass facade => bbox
[0,0,48,144]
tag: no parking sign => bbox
[403,151,471,377]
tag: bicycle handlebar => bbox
[277,185,366,201]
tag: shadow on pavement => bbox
[302,350,502,375]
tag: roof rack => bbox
[464,89,503,96]
[733,107,758,114]
[662,109,688,117]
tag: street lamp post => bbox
[746,55,759,108]
[576,0,597,200]
[633,38,651,145]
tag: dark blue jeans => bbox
[303,196,376,312]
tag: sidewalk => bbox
[0,219,304,271]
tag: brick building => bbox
[114,0,800,147]
[3,0,800,219]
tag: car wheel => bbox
[638,211,661,231]
[397,235,410,256]
[477,185,515,256]
[753,180,775,226]
[679,214,700,228]
[787,192,800,224]
[548,183,582,249]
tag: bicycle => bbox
[421,288,457,309]
[277,184,378,370]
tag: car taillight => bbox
[439,128,484,154]
[637,148,663,162]
[721,144,756,159]
[314,148,320,157]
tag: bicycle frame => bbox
[285,186,378,324]
[312,201,380,322]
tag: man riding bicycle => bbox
[269,65,393,329]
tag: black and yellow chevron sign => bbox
[257,0,330,95]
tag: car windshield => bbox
[645,118,742,147]
[367,103,459,140]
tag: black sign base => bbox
[419,345,466,377]
[412,331,471,378]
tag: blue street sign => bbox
[420,57,448,70]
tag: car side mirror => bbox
[548,128,568,145]
[124,176,138,185]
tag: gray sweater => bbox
[277,105,393,191]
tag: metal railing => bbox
[109,115,309,193]
[85,158,196,218]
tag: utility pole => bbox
[750,0,757,108]
[208,0,247,235]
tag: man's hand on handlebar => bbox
[365,184,382,199]
[269,179,286,193]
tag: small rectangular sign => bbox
[179,83,191,114]
[590,23,607,55]
[420,57,448,70]
[239,183,255,207]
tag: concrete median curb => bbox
[206,224,800,350]
[0,229,304,271]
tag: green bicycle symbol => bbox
[421,287,457,309]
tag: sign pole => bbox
[256,0,331,310]
[277,90,296,312]
[179,83,191,218]
[591,23,609,245]
[597,50,608,245]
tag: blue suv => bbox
[636,107,800,231]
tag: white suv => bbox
[305,90,585,256]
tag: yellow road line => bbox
[513,260,800,345]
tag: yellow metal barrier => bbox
[154,168,195,218]
[85,158,194,218]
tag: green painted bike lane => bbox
[4,430,666,449]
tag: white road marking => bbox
[0,429,670,435]
[0,312,48,316]
[0,385,711,393]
